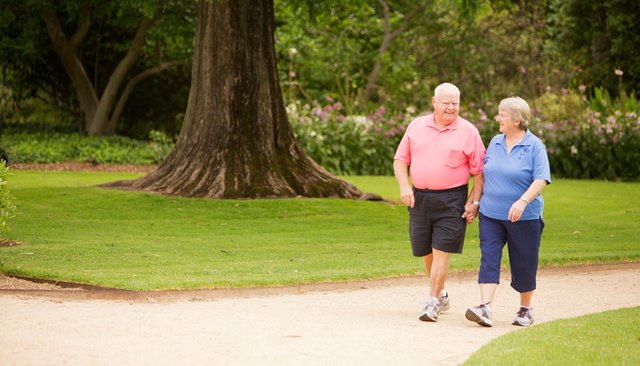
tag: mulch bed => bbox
[10,162,157,173]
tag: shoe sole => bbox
[465,309,492,327]
[419,313,438,322]
[512,319,534,326]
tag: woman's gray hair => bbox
[499,96,530,130]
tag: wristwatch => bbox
[471,200,480,206]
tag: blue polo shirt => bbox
[479,130,551,221]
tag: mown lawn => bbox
[0,171,638,290]
[465,306,640,365]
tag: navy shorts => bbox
[478,213,545,293]
[408,185,468,256]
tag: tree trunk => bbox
[88,17,154,135]
[42,7,98,131]
[105,0,363,199]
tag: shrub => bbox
[0,160,16,231]
[2,131,174,165]
[289,98,412,175]
[529,89,640,180]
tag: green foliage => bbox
[530,89,640,180]
[2,131,174,165]
[0,172,638,290]
[545,0,640,96]
[289,99,410,175]
[0,0,193,136]
[0,160,16,231]
[465,307,640,365]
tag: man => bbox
[393,82,485,322]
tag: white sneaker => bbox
[513,307,534,326]
[465,304,493,327]
[439,290,450,312]
[419,297,443,322]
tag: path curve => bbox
[1,263,639,365]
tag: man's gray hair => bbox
[434,83,460,100]
[499,96,531,130]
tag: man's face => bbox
[432,91,460,126]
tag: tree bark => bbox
[105,0,363,199]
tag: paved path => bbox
[1,263,639,365]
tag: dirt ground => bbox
[1,263,638,366]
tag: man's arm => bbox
[462,172,484,223]
[393,159,414,207]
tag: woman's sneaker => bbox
[512,307,534,326]
[465,304,493,327]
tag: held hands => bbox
[461,202,479,224]
[400,186,415,208]
[508,199,528,222]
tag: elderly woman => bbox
[465,97,551,327]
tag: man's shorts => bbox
[408,185,468,256]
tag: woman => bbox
[465,96,551,327]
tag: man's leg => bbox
[429,248,449,298]
[422,253,433,274]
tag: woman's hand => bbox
[508,199,528,222]
[462,202,479,224]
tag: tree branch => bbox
[106,61,187,134]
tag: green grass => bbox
[465,306,640,365]
[0,171,638,290]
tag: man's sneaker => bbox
[465,304,493,327]
[419,298,443,322]
[512,307,534,326]
[439,291,450,312]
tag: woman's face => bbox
[496,109,519,135]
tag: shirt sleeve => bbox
[467,128,486,175]
[394,124,412,164]
[532,140,552,184]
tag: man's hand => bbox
[461,202,479,224]
[400,186,415,207]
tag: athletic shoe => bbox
[419,298,443,322]
[439,290,450,312]
[512,307,534,326]
[465,304,493,327]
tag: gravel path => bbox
[1,263,638,366]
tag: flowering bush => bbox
[289,98,414,175]
[289,91,640,181]
[530,89,640,180]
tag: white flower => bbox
[570,145,578,155]
[288,48,298,57]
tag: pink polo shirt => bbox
[394,114,485,190]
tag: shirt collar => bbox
[496,129,533,146]
[426,114,459,131]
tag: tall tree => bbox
[106,0,363,199]
[0,0,191,135]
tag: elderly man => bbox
[394,82,485,322]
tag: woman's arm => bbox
[507,179,548,222]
